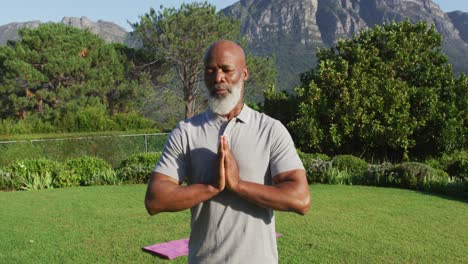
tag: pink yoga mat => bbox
[143,233,282,259]
[143,238,189,259]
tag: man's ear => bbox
[243,66,249,81]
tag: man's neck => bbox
[222,101,244,121]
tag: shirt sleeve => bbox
[153,122,186,183]
[269,120,304,177]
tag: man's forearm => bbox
[233,171,310,215]
[145,175,220,215]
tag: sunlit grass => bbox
[0,185,466,263]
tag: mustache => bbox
[213,84,232,91]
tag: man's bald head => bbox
[204,39,249,117]
[204,40,246,67]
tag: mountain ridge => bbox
[1,1,468,91]
[222,0,468,90]
[0,16,130,45]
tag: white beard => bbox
[208,81,243,116]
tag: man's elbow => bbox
[145,198,161,216]
[294,194,311,215]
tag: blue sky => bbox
[1,0,467,31]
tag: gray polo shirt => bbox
[154,104,304,264]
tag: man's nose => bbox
[214,69,225,83]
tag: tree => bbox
[132,2,276,119]
[267,20,465,161]
[0,23,152,130]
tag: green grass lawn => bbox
[0,185,466,263]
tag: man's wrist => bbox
[207,183,223,195]
[230,179,243,194]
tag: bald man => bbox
[145,40,310,263]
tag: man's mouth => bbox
[214,89,228,95]
[212,85,231,96]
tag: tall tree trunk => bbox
[185,99,194,119]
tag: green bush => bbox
[59,106,113,132]
[0,116,55,134]
[66,156,117,186]
[332,155,368,183]
[322,167,353,185]
[21,171,54,190]
[2,159,65,190]
[297,151,332,183]
[364,162,395,186]
[54,168,80,188]
[422,169,450,192]
[387,162,442,190]
[447,157,468,182]
[111,112,156,131]
[424,150,467,174]
[0,168,16,190]
[116,152,161,184]
[297,149,331,184]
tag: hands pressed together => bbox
[215,135,241,193]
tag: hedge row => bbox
[0,152,161,191]
[1,150,466,198]
[299,150,468,198]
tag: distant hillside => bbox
[0,16,132,45]
[1,2,468,92]
[448,11,468,43]
[223,0,468,90]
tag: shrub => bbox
[54,168,80,188]
[116,152,161,184]
[447,157,468,182]
[111,112,156,131]
[322,167,352,185]
[2,159,64,190]
[297,150,332,183]
[332,155,368,183]
[21,171,54,190]
[422,169,450,192]
[59,106,113,132]
[364,162,395,186]
[66,156,117,186]
[387,162,441,190]
[425,150,467,173]
[0,168,16,191]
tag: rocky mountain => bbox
[0,20,42,45]
[448,11,468,43]
[223,0,468,90]
[0,16,131,45]
[1,2,467,91]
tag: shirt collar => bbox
[235,104,251,124]
[204,103,252,125]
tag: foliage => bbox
[132,2,243,119]
[0,132,167,168]
[1,159,64,190]
[244,54,277,103]
[0,23,153,133]
[322,167,352,185]
[0,168,16,191]
[331,155,368,180]
[20,171,54,190]
[263,86,299,128]
[423,150,467,181]
[297,150,331,183]
[447,157,468,181]
[269,20,465,161]
[65,156,117,186]
[116,152,162,184]
[364,162,395,186]
[386,162,451,191]
[133,2,277,119]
